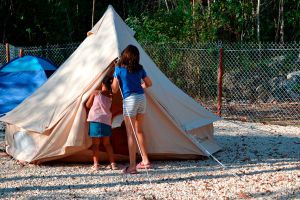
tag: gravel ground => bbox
[0,120,299,199]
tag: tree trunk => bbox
[279,0,284,43]
[192,0,195,17]
[208,0,211,12]
[240,0,244,41]
[122,0,126,17]
[164,0,169,12]
[256,0,261,43]
[276,0,284,43]
[91,0,95,28]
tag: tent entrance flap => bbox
[108,84,129,156]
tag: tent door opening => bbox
[98,65,129,156]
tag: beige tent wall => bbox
[1,11,121,133]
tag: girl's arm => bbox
[85,91,98,108]
[111,77,119,94]
[141,76,152,89]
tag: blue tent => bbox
[0,55,57,115]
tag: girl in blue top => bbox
[112,45,152,174]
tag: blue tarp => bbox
[0,56,57,115]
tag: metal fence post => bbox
[217,47,224,117]
[19,48,24,57]
[5,43,10,63]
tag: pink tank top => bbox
[87,93,112,126]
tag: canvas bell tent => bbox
[0,5,221,163]
[0,55,57,116]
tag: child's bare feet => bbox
[136,162,153,169]
[106,162,118,170]
[111,162,118,170]
[91,164,100,171]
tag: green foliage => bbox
[126,0,288,43]
[0,0,107,45]
[126,1,195,42]
[0,0,299,45]
[284,0,300,41]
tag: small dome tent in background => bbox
[0,55,57,116]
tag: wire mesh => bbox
[21,43,80,66]
[0,44,6,66]
[222,43,300,125]
[142,42,220,112]
[1,42,299,125]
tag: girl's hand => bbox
[86,90,99,109]
[92,90,100,96]
[111,77,119,94]
[142,76,152,89]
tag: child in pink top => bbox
[86,76,118,171]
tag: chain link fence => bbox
[0,44,6,66]
[142,42,220,110]
[1,42,299,125]
[23,43,80,66]
[221,43,300,125]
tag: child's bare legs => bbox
[102,136,117,169]
[135,114,150,165]
[124,116,137,171]
[91,138,101,169]
[124,114,150,170]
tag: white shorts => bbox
[123,94,146,117]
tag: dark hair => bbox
[102,76,113,91]
[119,45,143,73]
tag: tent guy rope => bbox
[152,67,242,180]
[188,134,241,179]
